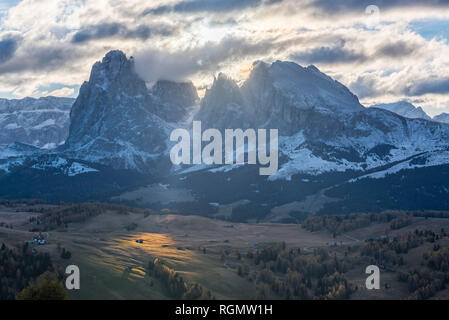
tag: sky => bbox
[2,1,449,116]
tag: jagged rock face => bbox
[371,101,431,120]
[242,61,364,135]
[64,50,171,171]
[0,97,74,149]
[197,61,364,135]
[196,73,249,130]
[150,80,199,123]
[67,50,148,146]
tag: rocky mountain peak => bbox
[252,60,362,112]
[0,96,73,149]
[152,80,198,106]
[63,50,171,171]
[150,80,199,123]
[195,59,366,135]
[371,100,431,120]
[67,51,148,146]
[206,73,242,103]
[196,73,248,129]
[88,50,147,96]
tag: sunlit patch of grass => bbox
[114,232,197,266]
[129,267,146,279]
[51,224,259,299]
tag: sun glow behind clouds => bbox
[194,23,230,44]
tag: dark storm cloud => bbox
[290,39,419,66]
[309,0,449,14]
[71,23,175,43]
[404,77,449,96]
[209,17,239,27]
[291,46,367,64]
[349,74,449,99]
[72,23,121,43]
[0,45,85,75]
[376,41,418,57]
[143,0,281,15]
[0,37,20,64]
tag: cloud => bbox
[349,74,382,99]
[44,86,75,97]
[0,36,20,63]
[72,23,175,43]
[376,40,418,57]
[290,37,421,67]
[404,77,449,96]
[291,44,366,64]
[1,0,449,115]
[309,0,449,14]
[144,0,281,15]
[0,44,85,75]
[350,71,449,101]
[134,36,278,83]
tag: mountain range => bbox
[371,100,449,123]
[0,96,74,149]
[2,50,449,221]
[371,101,431,120]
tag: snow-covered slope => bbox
[0,96,74,149]
[30,155,98,176]
[433,113,449,124]
[268,108,449,180]
[0,142,40,160]
[371,101,431,120]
